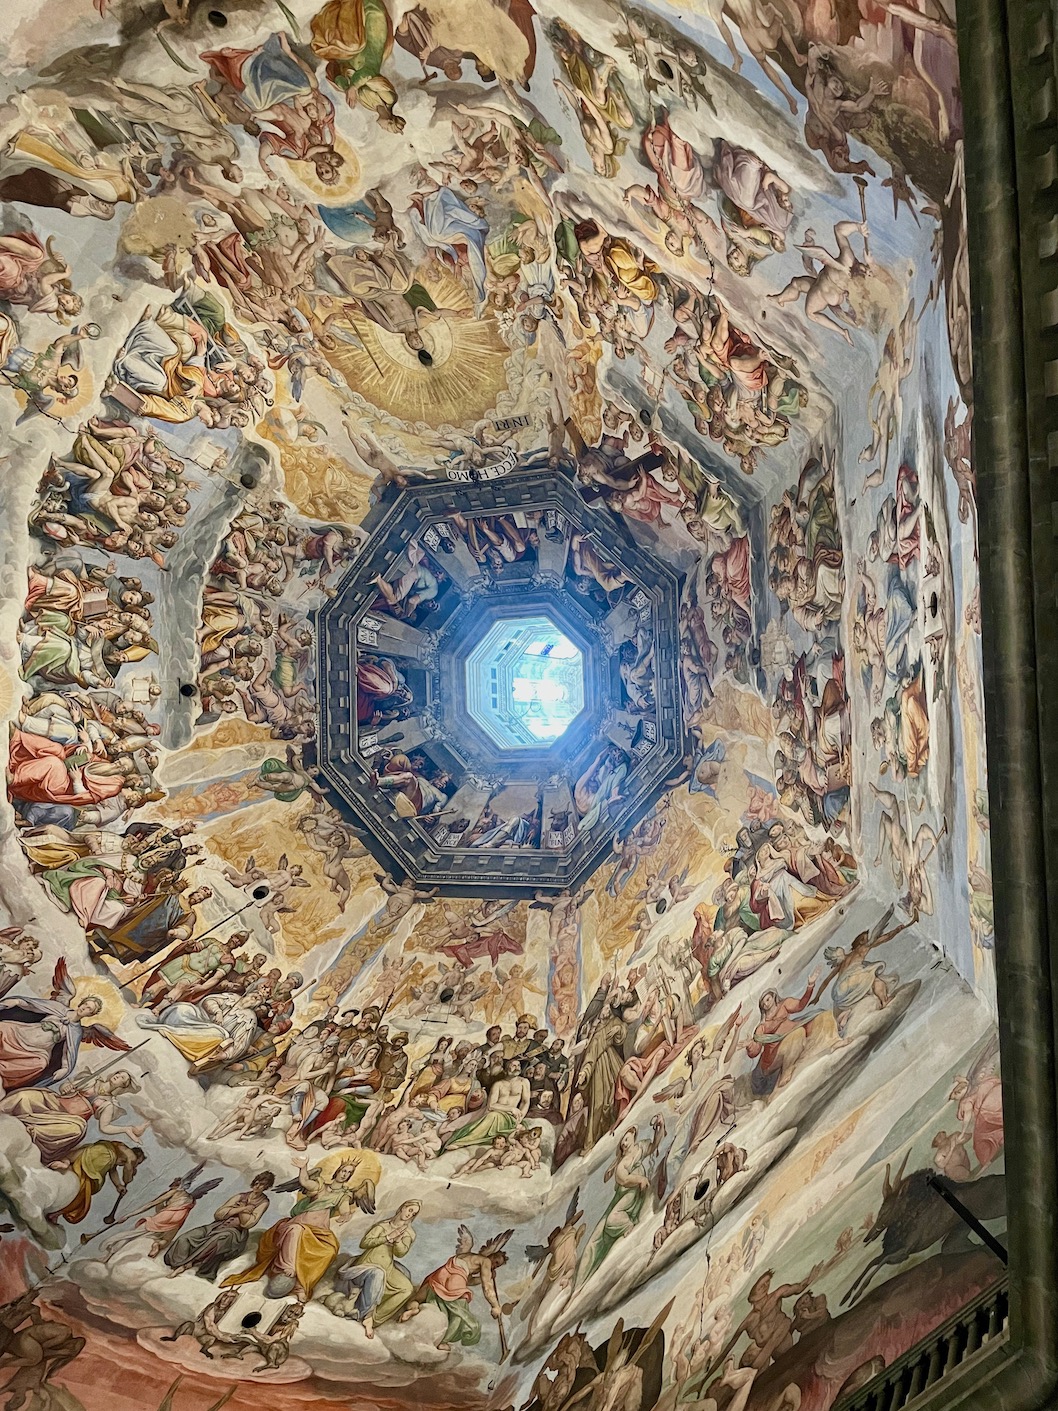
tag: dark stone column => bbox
[950,0,1058,1399]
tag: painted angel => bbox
[519,1188,584,1339]
[0,958,129,1090]
[949,1032,1003,1170]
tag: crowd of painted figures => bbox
[0,0,998,1406]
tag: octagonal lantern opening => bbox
[465,614,586,749]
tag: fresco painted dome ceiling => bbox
[0,0,1003,1410]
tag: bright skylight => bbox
[465,614,586,748]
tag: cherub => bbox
[458,1134,510,1175]
[510,1126,543,1178]
[770,220,871,344]
[375,873,440,931]
[295,799,369,909]
[222,853,311,934]
[389,1117,441,1171]
[207,1085,285,1141]
[492,963,544,1022]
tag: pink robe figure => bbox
[711,536,752,614]
[139,1191,195,1240]
[422,1255,474,1304]
[0,1021,60,1089]
[644,116,708,207]
[8,730,125,807]
[714,141,794,240]
[959,1075,1004,1168]
[618,465,686,524]
[0,232,46,304]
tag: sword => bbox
[120,890,268,989]
[63,1039,152,1087]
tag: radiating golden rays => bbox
[278,133,362,204]
[325,266,511,427]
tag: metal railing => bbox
[834,1280,1009,1411]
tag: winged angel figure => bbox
[0,957,130,1090]
[869,781,944,915]
[949,1031,1003,1170]
[519,1189,585,1342]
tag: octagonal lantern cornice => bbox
[311,464,685,896]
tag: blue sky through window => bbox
[466,614,585,748]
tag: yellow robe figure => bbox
[135,306,208,423]
[55,1141,122,1223]
[792,891,832,927]
[311,0,401,122]
[8,131,137,206]
[344,1214,417,1324]
[223,1150,381,1299]
[199,598,248,657]
[20,827,91,871]
[224,1212,340,1299]
[603,241,660,305]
